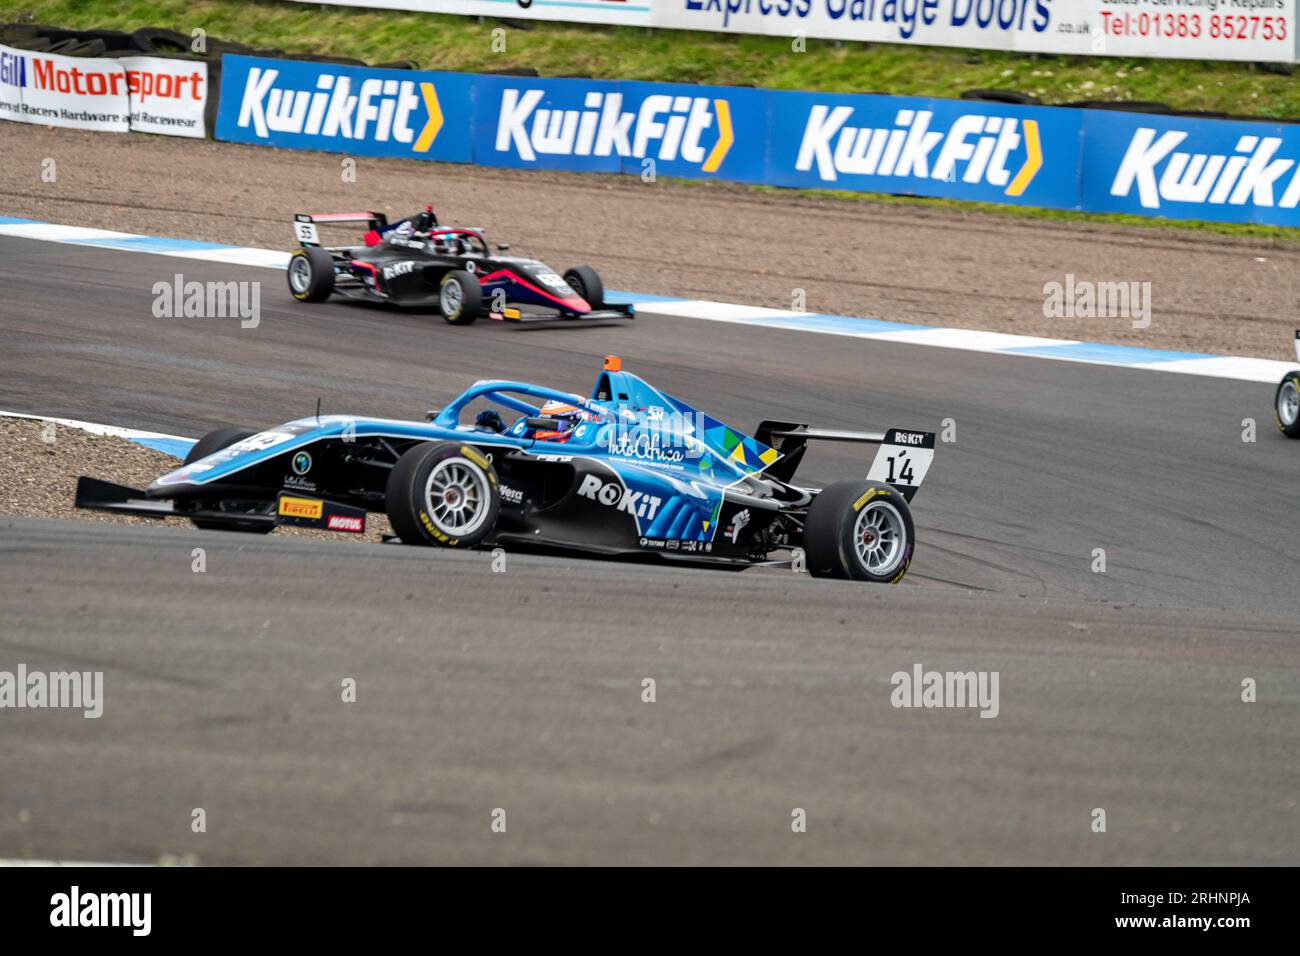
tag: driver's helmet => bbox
[533,399,593,442]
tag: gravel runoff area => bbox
[2,125,1299,360]
[0,417,392,542]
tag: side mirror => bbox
[425,408,441,422]
[496,243,511,252]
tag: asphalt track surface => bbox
[1,237,1298,864]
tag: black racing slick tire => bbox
[439,270,482,325]
[287,247,335,303]
[385,442,500,547]
[563,265,604,309]
[183,427,274,534]
[1275,371,1300,439]
[803,480,914,583]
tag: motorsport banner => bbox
[214,54,474,161]
[0,42,130,131]
[118,57,209,139]
[0,44,210,135]
[284,0,1297,62]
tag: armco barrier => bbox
[213,53,1300,228]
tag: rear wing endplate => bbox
[293,212,389,246]
[755,421,936,501]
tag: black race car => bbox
[1276,330,1300,439]
[286,205,636,325]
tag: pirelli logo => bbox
[278,496,323,519]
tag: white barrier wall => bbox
[0,43,208,136]
[291,0,1297,63]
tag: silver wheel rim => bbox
[440,279,463,316]
[423,458,490,536]
[853,500,906,576]
[289,255,312,293]
[1279,380,1299,426]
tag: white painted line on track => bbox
[3,215,1295,384]
[1,411,196,457]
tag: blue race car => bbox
[75,357,935,582]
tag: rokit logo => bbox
[383,260,416,280]
[796,106,1041,195]
[236,66,444,151]
[1110,127,1300,211]
[577,474,662,520]
[494,89,734,172]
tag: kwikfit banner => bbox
[286,0,1297,63]
[1082,109,1300,226]
[211,54,1300,227]
[766,90,1082,209]
[215,54,474,161]
[473,74,767,182]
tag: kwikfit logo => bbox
[1110,127,1300,210]
[796,106,1042,195]
[494,89,733,171]
[236,67,442,150]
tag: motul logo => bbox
[1110,127,1300,210]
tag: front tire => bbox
[563,266,604,309]
[182,427,274,534]
[1276,371,1300,438]
[439,270,482,325]
[287,247,335,303]
[803,481,914,583]
[385,442,500,547]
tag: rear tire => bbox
[1276,371,1300,438]
[439,270,482,325]
[183,427,274,533]
[287,247,335,303]
[386,442,500,547]
[563,265,603,309]
[803,481,914,583]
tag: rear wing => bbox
[293,212,389,247]
[755,421,936,501]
